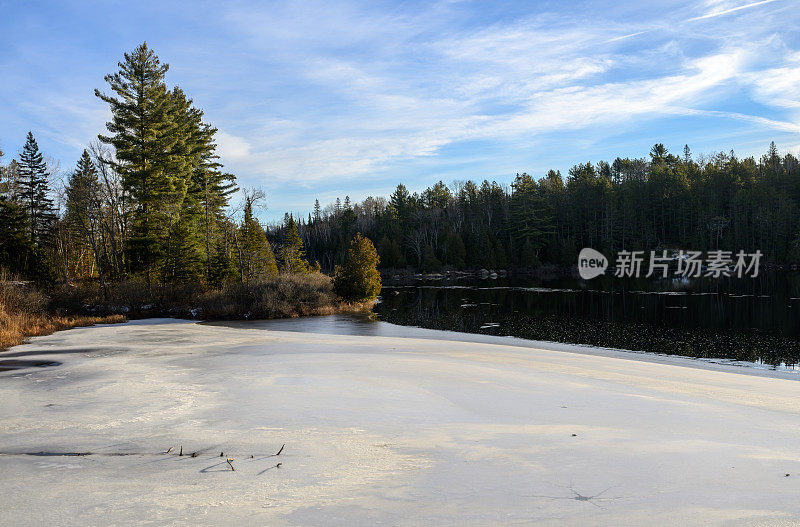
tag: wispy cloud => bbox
[687,0,778,21]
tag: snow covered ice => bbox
[1,317,800,525]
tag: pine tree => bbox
[279,215,311,273]
[170,87,237,280]
[333,233,381,302]
[96,43,183,281]
[17,132,56,244]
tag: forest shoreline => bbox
[0,273,374,352]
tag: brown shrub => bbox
[49,273,364,321]
[201,273,344,319]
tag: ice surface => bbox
[1,317,800,525]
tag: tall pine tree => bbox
[96,44,237,283]
[96,43,183,281]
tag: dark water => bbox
[373,272,800,368]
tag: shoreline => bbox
[5,313,797,380]
[207,316,800,381]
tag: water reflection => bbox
[374,272,800,368]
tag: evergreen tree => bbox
[333,233,381,302]
[0,197,34,276]
[65,151,102,228]
[208,240,238,286]
[313,199,321,221]
[378,235,404,268]
[238,197,278,282]
[509,173,553,251]
[520,238,540,267]
[170,87,237,280]
[421,245,441,272]
[163,215,204,283]
[443,230,465,269]
[96,43,183,281]
[96,43,236,282]
[65,150,110,291]
[279,215,311,273]
[17,132,56,244]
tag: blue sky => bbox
[1,0,799,221]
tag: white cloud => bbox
[214,3,800,187]
[216,131,252,162]
[687,0,778,21]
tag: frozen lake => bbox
[1,317,800,525]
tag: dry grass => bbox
[0,274,125,351]
[49,272,371,321]
[0,310,126,350]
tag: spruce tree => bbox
[313,199,321,221]
[421,245,441,272]
[238,198,278,282]
[279,215,311,273]
[65,150,109,290]
[17,132,56,244]
[378,235,404,268]
[65,150,102,232]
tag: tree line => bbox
[297,143,800,272]
[0,43,315,291]
[3,43,799,288]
